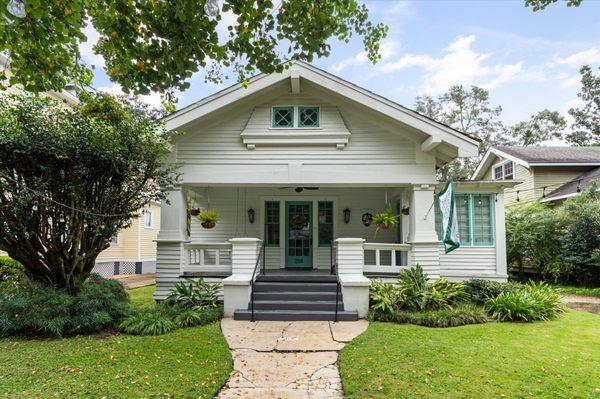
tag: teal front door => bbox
[285,201,313,269]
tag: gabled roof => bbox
[542,166,600,203]
[471,145,600,180]
[163,61,479,158]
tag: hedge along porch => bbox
[154,61,516,320]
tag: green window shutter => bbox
[298,106,320,127]
[272,107,294,128]
[265,201,280,246]
[318,201,333,246]
[472,195,494,245]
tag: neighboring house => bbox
[93,202,161,276]
[1,54,161,270]
[471,146,600,205]
[154,61,517,321]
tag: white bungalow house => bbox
[155,61,517,321]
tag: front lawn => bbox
[128,284,158,308]
[0,285,232,399]
[339,311,600,398]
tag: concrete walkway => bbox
[216,319,369,399]
[109,273,155,289]
[562,294,600,315]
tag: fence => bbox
[92,261,144,277]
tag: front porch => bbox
[154,184,447,318]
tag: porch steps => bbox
[233,273,358,321]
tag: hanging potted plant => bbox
[198,209,220,229]
[186,196,200,216]
[373,207,400,236]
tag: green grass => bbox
[128,284,157,308]
[555,285,600,298]
[0,285,232,399]
[339,311,600,399]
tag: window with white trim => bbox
[271,106,320,128]
[144,210,153,228]
[493,161,514,180]
[435,194,494,246]
[110,233,119,245]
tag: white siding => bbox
[439,246,497,278]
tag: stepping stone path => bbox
[216,319,369,399]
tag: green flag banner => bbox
[438,179,460,254]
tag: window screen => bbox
[298,106,319,127]
[318,201,333,246]
[265,201,280,246]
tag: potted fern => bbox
[373,207,399,236]
[197,209,220,229]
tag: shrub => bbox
[505,201,563,281]
[465,279,520,305]
[485,282,565,322]
[397,265,468,311]
[0,274,131,337]
[369,280,401,319]
[166,279,220,310]
[0,257,27,282]
[119,306,177,336]
[119,304,223,336]
[559,187,600,287]
[370,304,488,328]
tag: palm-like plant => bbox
[166,279,219,310]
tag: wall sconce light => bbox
[343,208,351,224]
[247,208,255,224]
[401,206,410,216]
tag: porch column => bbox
[407,184,440,279]
[222,238,261,317]
[154,186,189,300]
[335,238,370,318]
[494,192,508,279]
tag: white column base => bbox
[222,275,252,317]
[339,274,371,318]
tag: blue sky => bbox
[84,0,600,128]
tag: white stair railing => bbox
[363,242,411,274]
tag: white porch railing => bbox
[183,242,232,274]
[363,242,411,274]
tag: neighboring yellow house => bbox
[471,146,600,205]
[1,54,161,273]
[94,202,161,275]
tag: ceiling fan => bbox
[279,186,319,193]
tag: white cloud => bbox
[331,40,400,73]
[557,72,581,89]
[97,83,166,109]
[379,35,524,95]
[79,23,105,68]
[554,47,600,67]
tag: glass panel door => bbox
[285,201,313,269]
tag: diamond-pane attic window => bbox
[299,106,319,128]
[272,107,294,128]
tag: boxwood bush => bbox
[0,256,27,282]
[0,274,131,337]
[465,279,520,305]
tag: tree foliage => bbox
[566,65,600,146]
[0,0,387,102]
[416,85,568,179]
[415,85,504,180]
[504,109,566,146]
[524,0,583,11]
[505,201,563,281]
[0,93,178,292]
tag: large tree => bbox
[565,65,600,146]
[0,92,178,292]
[0,0,387,103]
[504,109,566,146]
[415,85,504,180]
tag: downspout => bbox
[137,210,142,261]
